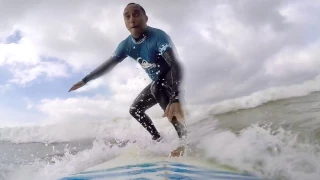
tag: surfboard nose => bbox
[59,155,262,180]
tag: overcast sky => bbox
[0,0,319,127]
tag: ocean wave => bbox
[208,76,320,115]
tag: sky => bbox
[0,0,319,127]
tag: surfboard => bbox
[60,149,262,180]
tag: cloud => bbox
[0,36,39,66]
[0,35,69,86]
[9,61,69,85]
[264,41,320,79]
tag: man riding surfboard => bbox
[69,3,187,157]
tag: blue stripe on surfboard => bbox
[60,167,163,180]
[76,163,157,175]
[158,173,259,180]
[60,167,261,180]
[168,162,254,177]
[74,161,254,177]
[164,167,259,179]
[157,174,199,180]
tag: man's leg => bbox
[150,81,187,139]
[129,83,161,140]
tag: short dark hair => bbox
[126,3,146,15]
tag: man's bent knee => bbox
[129,106,138,117]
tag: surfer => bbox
[68,3,187,156]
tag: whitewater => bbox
[1,77,320,180]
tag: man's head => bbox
[123,3,148,39]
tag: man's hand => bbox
[170,146,185,157]
[68,80,85,92]
[163,102,184,123]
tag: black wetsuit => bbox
[82,26,187,141]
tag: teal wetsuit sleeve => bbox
[156,32,183,103]
[82,41,128,84]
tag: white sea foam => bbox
[4,127,181,180]
[198,123,320,180]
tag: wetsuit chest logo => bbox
[137,57,157,69]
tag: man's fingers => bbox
[68,85,80,92]
[68,86,75,92]
[175,112,185,123]
[178,107,185,119]
[174,105,185,123]
[163,104,170,117]
[69,81,85,92]
[163,103,185,122]
[168,106,174,121]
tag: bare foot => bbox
[170,146,185,157]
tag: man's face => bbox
[123,4,148,38]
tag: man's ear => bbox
[145,15,148,22]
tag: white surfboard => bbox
[60,148,262,180]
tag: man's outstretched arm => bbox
[69,40,127,92]
[68,56,121,92]
[82,57,120,84]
